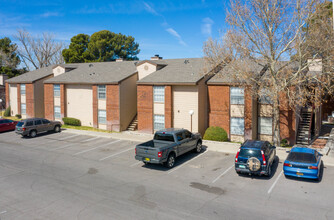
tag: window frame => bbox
[153,114,165,131]
[153,86,165,103]
[98,110,107,124]
[97,85,106,100]
[20,84,26,95]
[21,103,26,115]
[54,106,61,119]
[54,84,60,97]
[258,117,273,135]
[230,117,245,135]
[230,87,244,105]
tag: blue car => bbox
[283,147,322,180]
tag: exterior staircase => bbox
[127,115,138,131]
[296,108,313,145]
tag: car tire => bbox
[54,125,61,133]
[165,153,176,168]
[193,141,202,153]
[267,165,272,177]
[29,130,37,138]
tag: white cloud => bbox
[201,17,214,36]
[143,2,159,16]
[166,28,187,46]
[40,12,61,18]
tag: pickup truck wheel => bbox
[194,141,202,153]
[165,154,175,168]
[29,130,37,138]
[54,125,61,133]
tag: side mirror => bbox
[272,146,276,149]
[319,153,323,157]
[286,150,290,153]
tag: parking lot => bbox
[0,130,334,220]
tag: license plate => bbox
[144,158,150,162]
[239,165,246,169]
[17,128,20,131]
[296,172,303,176]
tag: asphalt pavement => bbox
[0,130,333,220]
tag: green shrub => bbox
[62,117,81,126]
[280,139,289,147]
[203,126,228,142]
[4,106,11,117]
[15,114,21,119]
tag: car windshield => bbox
[242,141,263,148]
[154,133,175,142]
[239,149,262,158]
[16,122,24,127]
[287,152,316,163]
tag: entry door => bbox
[172,86,198,132]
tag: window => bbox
[21,103,26,115]
[154,133,175,142]
[230,117,244,135]
[20,84,26,95]
[176,132,184,142]
[34,120,42,125]
[259,89,273,104]
[258,117,273,135]
[153,86,165,103]
[184,130,192,139]
[98,110,106,124]
[26,121,33,126]
[230,87,244,104]
[98,85,106,99]
[54,106,61,119]
[42,119,50,124]
[153,114,165,130]
[54,84,60,97]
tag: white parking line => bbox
[53,143,76,151]
[268,170,283,194]
[212,165,234,183]
[74,140,122,155]
[99,147,134,161]
[80,136,99,143]
[59,134,79,141]
[0,210,7,214]
[168,151,209,174]
[130,161,142,167]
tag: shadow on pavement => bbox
[140,145,208,172]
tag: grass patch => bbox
[62,124,117,133]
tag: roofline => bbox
[137,81,198,86]
[116,71,138,83]
[135,60,167,67]
[6,73,54,84]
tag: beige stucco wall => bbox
[231,105,244,117]
[173,85,199,133]
[0,74,8,86]
[137,63,157,80]
[9,84,18,116]
[54,97,61,106]
[53,66,65,77]
[66,84,93,127]
[231,135,244,143]
[99,124,107,130]
[259,134,273,142]
[120,73,138,131]
[259,104,273,117]
[98,99,106,110]
[198,77,208,135]
[154,103,165,115]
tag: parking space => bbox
[0,130,334,219]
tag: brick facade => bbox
[279,93,296,145]
[137,85,153,133]
[165,86,172,128]
[244,87,253,140]
[5,82,9,108]
[44,84,54,120]
[26,83,34,118]
[92,85,98,128]
[17,84,21,115]
[60,84,66,118]
[208,85,230,135]
[106,85,120,131]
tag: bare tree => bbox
[204,0,334,146]
[15,29,64,70]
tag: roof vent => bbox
[151,54,163,60]
[116,58,124,62]
[89,64,93,67]
[184,60,189,64]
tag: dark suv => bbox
[15,118,62,138]
[235,140,276,176]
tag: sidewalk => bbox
[62,128,334,167]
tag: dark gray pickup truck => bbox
[135,128,202,168]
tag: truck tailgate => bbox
[136,146,158,158]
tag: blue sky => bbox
[0,0,229,60]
